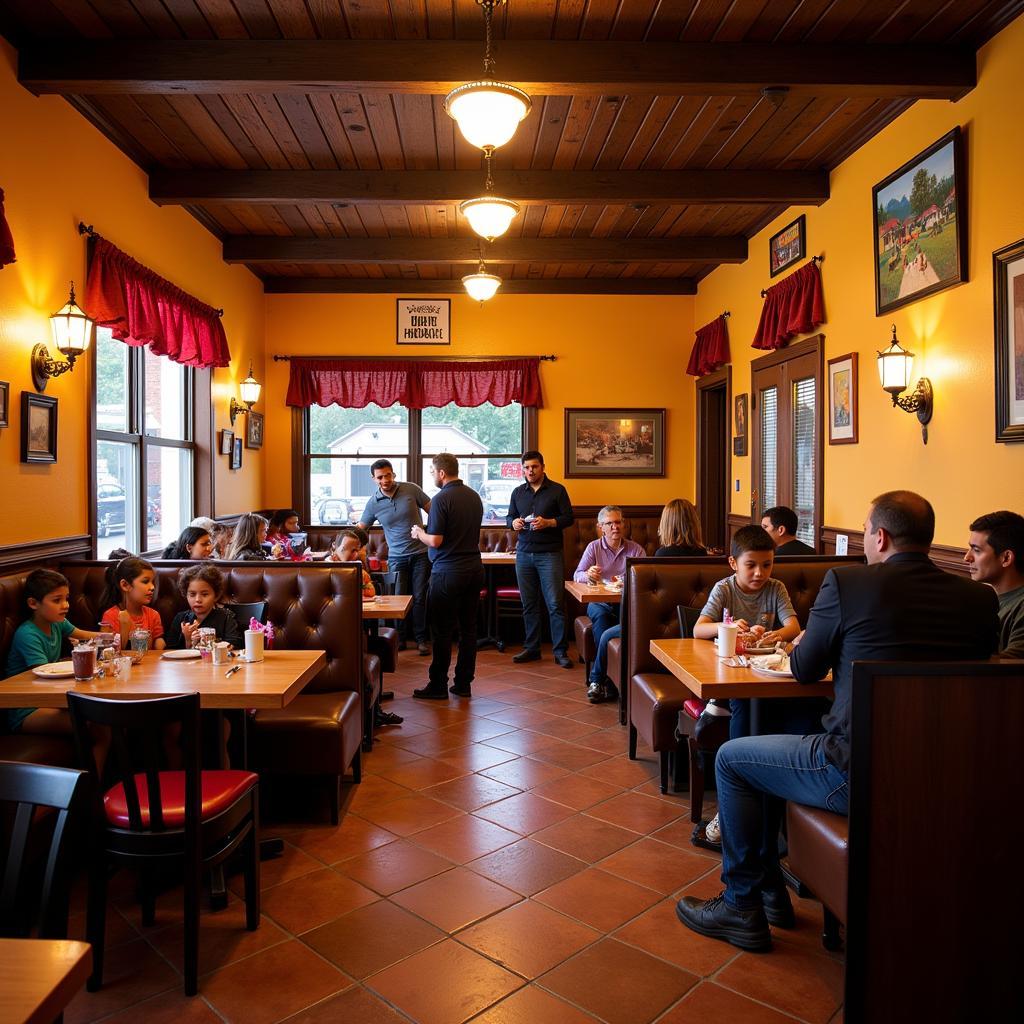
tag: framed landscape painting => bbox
[565,408,665,477]
[994,237,1024,443]
[873,127,966,315]
[827,353,859,444]
[21,392,57,464]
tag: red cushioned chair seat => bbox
[683,698,706,720]
[495,587,521,599]
[103,770,258,829]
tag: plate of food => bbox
[161,649,203,660]
[748,653,795,678]
[32,661,76,678]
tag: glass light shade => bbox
[877,344,914,394]
[460,195,520,241]
[462,269,502,302]
[444,81,532,150]
[49,284,93,356]
[239,368,262,407]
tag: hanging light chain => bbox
[484,149,495,192]
[479,0,502,78]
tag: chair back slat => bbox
[675,605,701,639]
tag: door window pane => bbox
[422,402,522,454]
[144,351,189,440]
[310,457,409,526]
[96,440,139,555]
[95,328,128,433]
[759,387,778,513]
[309,404,409,455]
[146,445,193,552]
[792,377,816,546]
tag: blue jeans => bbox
[727,697,830,740]
[715,733,849,910]
[587,602,620,677]
[515,550,568,656]
[590,623,621,685]
[388,551,430,643]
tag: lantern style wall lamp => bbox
[31,282,94,391]
[877,324,933,443]
[229,362,262,425]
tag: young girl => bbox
[165,564,244,650]
[330,530,377,599]
[100,556,166,653]
[161,526,214,560]
[225,513,273,560]
[266,509,303,560]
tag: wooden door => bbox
[696,367,731,553]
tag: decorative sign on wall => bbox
[396,298,451,345]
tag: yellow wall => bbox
[693,14,1024,546]
[263,293,695,509]
[0,38,264,546]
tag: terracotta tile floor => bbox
[65,645,844,1023]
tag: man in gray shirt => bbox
[360,459,432,655]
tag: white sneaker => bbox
[705,813,721,844]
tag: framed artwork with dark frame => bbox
[0,381,9,427]
[769,215,806,277]
[21,391,57,464]
[873,126,967,316]
[230,436,243,470]
[246,411,264,449]
[733,393,748,457]
[994,236,1024,443]
[564,408,665,478]
[220,428,234,455]
[827,352,859,445]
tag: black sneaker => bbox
[554,654,574,669]
[587,681,604,703]
[675,893,771,952]
[604,681,619,703]
[374,708,404,726]
[512,649,541,664]
[413,685,448,700]
[449,685,472,698]
[761,886,795,928]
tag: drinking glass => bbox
[72,644,97,681]
[129,628,151,663]
[114,656,132,679]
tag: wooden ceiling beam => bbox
[20,41,975,100]
[223,236,746,265]
[263,278,697,295]
[149,169,829,206]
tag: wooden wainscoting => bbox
[0,535,93,574]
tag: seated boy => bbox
[330,530,377,599]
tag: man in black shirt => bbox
[507,451,575,668]
[411,453,484,700]
[761,505,815,555]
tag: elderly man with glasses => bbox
[572,506,645,703]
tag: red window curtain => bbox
[0,188,15,268]
[286,358,543,409]
[752,261,824,351]
[686,314,730,376]
[84,237,230,368]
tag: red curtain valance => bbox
[752,260,825,351]
[286,357,543,409]
[0,189,15,268]
[686,314,730,376]
[84,236,230,368]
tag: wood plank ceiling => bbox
[4,0,1022,294]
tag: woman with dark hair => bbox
[267,509,302,560]
[161,526,214,560]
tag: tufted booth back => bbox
[624,556,864,682]
[0,572,32,674]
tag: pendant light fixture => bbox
[462,260,502,302]
[444,1,531,152]
[460,150,520,241]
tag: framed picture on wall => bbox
[21,391,57,464]
[230,437,243,470]
[246,411,264,449]
[827,353,859,444]
[872,126,967,315]
[396,298,451,345]
[220,429,234,455]
[0,381,9,427]
[994,236,1024,443]
[733,393,748,457]
[564,408,665,477]
[769,215,806,277]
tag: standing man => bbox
[360,459,432,656]
[675,491,999,952]
[573,506,646,703]
[508,451,575,669]
[760,506,815,555]
[411,454,484,700]
[964,510,1024,658]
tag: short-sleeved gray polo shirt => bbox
[360,482,431,559]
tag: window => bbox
[305,400,532,526]
[93,328,195,555]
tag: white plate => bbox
[750,665,796,679]
[161,649,203,660]
[32,661,76,679]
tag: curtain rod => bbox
[272,354,556,362]
[77,222,225,317]
[760,255,823,298]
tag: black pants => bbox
[427,565,485,691]
[389,551,431,643]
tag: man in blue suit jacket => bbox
[676,490,999,952]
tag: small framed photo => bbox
[396,298,451,345]
[827,353,859,445]
[246,411,264,449]
[733,393,749,456]
[0,381,9,427]
[565,408,665,478]
[21,392,57,464]
[220,428,234,455]
[993,236,1024,443]
[769,215,806,278]
[230,436,243,470]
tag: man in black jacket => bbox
[676,490,999,952]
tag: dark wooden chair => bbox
[0,760,89,939]
[225,601,268,637]
[67,692,261,997]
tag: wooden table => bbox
[479,551,516,651]
[0,939,92,1024]
[0,649,327,711]
[565,580,622,605]
[361,594,412,619]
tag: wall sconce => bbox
[229,362,261,425]
[31,282,94,391]
[877,324,933,444]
